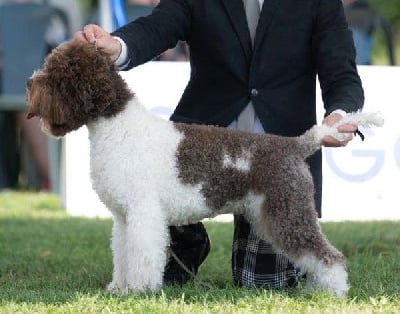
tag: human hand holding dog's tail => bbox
[73,24,122,63]
[321,112,358,147]
[319,111,383,147]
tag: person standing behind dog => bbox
[75,0,364,289]
[342,0,396,65]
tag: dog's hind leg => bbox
[251,181,349,297]
[124,196,169,292]
[107,213,128,294]
[263,207,348,297]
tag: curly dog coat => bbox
[27,39,383,297]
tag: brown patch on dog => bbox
[27,39,133,137]
[175,123,257,209]
[175,123,304,209]
[175,123,344,263]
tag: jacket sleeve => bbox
[312,0,364,114]
[111,0,191,69]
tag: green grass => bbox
[1,192,400,313]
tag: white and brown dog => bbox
[27,39,383,297]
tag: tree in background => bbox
[367,0,399,65]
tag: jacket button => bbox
[251,88,258,96]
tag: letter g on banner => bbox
[325,130,385,182]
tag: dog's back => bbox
[172,123,314,211]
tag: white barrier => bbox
[61,63,400,221]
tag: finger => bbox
[322,136,341,147]
[322,135,350,147]
[83,25,97,43]
[322,113,343,127]
[73,31,87,42]
[338,124,358,133]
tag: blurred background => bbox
[80,0,400,65]
[342,0,399,65]
[365,0,400,64]
[0,0,399,195]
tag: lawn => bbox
[1,192,399,313]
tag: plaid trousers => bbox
[167,218,299,288]
[232,215,298,288]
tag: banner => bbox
[61,63,400,221]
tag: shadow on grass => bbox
[1,215,399,305]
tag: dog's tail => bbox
[298,111,384,158]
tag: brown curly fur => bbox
[27,38,133,137]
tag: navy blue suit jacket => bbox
[112,0,365,214]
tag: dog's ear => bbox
[27,70,85,137]
[26,72,52,120]
[73,46,133,119]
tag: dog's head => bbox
[27,38,133,137]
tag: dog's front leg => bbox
[125,198,168,293]
[107,214,128,294]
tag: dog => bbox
[27,39,383,297]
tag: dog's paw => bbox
[106,281,128,295]
[303,266,349,298]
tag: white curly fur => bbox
[313,111,384,142]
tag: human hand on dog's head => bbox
[321,112,357,147]
[73,24,122,63]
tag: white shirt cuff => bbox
[331,109,347,117]
[113,36,129,69]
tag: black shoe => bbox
[163,223,210,285]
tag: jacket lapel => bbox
[220,0,252,61]
[253,0,279,52]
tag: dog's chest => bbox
[86,114,204,215]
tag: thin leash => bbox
[167,246,214,289]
